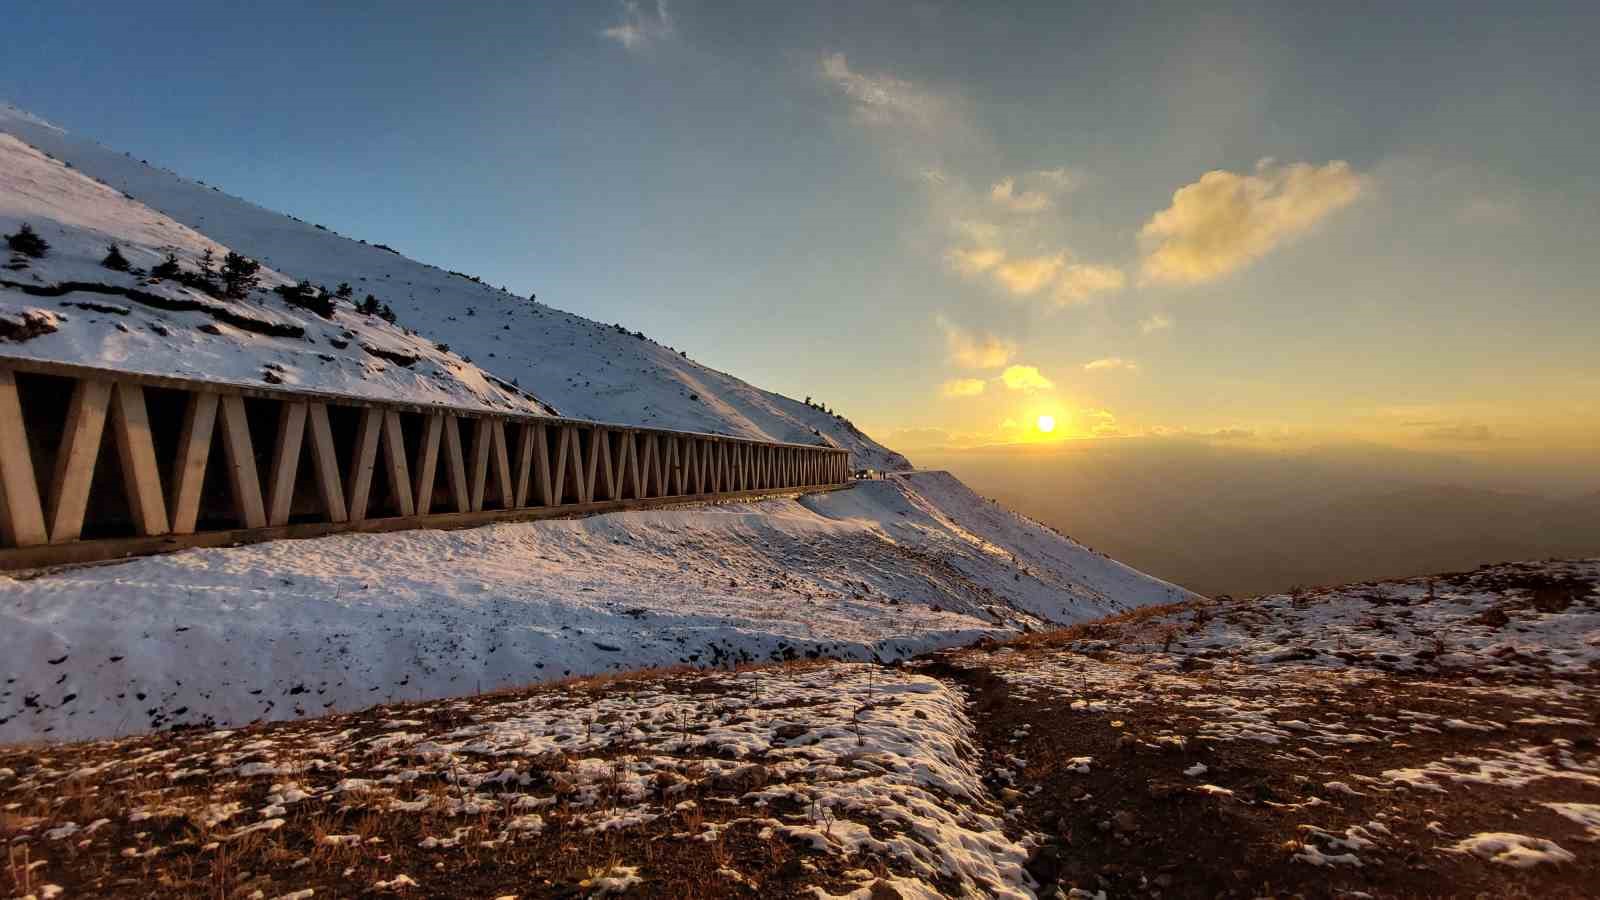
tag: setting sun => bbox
[1036,414,1055,433]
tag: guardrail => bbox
[0,358,850,570]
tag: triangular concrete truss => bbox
[0,359,850,568]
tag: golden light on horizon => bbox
[1036,414,1055,434]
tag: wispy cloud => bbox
[947,245,1124,306]
[1053,264,1126,305]
[945,246,1005,277]
[1079,407,1121,437]
[990,177,1052,213]
[941,378,988,398]
[1146,425,1260,441]
[993,253,1065,296]
[1083,357,1139,372]
[819,52,953,131]
[936,315,1015,368]
[1139,313,1174,334]
[815,54,1119,314]
[1139,159,1365,285]
[1000,365,1055,392]
[601,0,673,51]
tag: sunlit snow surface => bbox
[0,473,1191,742]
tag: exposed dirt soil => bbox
[4,559,1597,898]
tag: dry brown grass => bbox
[1008,599,1203,650]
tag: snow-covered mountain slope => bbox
[0,473,1192,742]
[1,132,548,412]
[0,103,1197,745]
[0,104,906,469]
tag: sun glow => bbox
[1036,414,1055,433]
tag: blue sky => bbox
[5,1,1597,460]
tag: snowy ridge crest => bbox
[0,104,906,470]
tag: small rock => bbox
[869,880,904,900]
[1025,842,1065,885]
[773,723,808,741]
[1270,647,1318,662]
[711,763,770,792]
[1147,780,1180,799]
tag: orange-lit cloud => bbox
[1079,408,1121,436]
[941,378,988,398]
[990,177,1052,213]
[936,315,1015,368]
[1083,357,1138,372]
[993,253,1065,295]
[947,242,1122,305]
[1053,263,1126,305]
[945,245,1006,276]
[1139,159,1365,284]
[1000,365,1055,392]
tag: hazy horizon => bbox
[920,436,1599,598]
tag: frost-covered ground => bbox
[1,473,1191,744]
[1,663,1028,899]
[0,104,904,469]
[930,558,1600,897]
[4,560,1595,899]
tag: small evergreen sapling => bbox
[5,223,49,258]
[101,243,131,272]
[219,251,261,299]
[151,253,181,279]
[274,279,335,318]
[181,248,221,295]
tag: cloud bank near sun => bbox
[1000,365,1054,393]
[936,315,1015,368]
[811,50,1384,449]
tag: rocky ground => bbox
[933,558,1599,899]
[3,559,1596,898]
